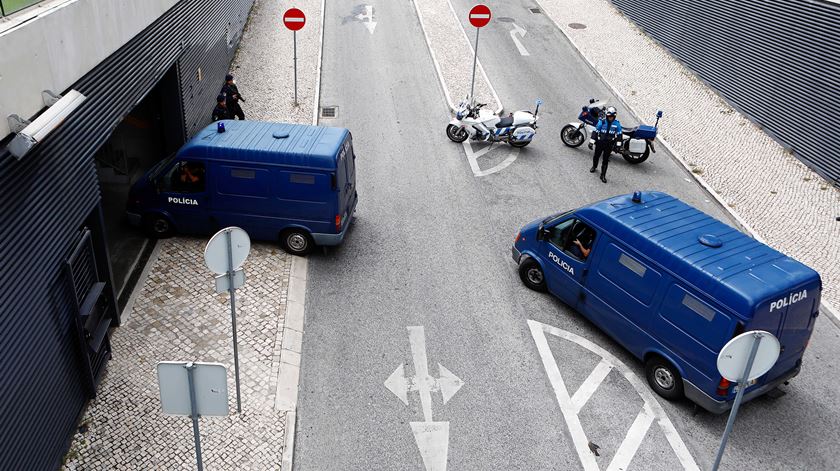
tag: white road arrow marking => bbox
[384,327,463,471]
[461,141,519,177]
[411,422,449,471]
[356,5,377,34]
[510,23,530,56]
[385,363,409,405]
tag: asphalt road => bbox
[295,0,840,469]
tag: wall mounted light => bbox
[6,89,87,160]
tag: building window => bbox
[1,0,43,17]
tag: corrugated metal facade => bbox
[0,0,253,468]
[609,0,840,186]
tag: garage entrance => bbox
[94,64,184,308]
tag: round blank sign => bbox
[717,330,780,382]
[204,227,251,275]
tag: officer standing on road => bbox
[588,107,623,183]
[212,94,229,122]
[221,73,246,120]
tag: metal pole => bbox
[293,30,298,106]
[226,230,242,413]
[469,27,479,106]
[185,363,203,471]
[712,333,763,471]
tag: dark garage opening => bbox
[94,64,184,308]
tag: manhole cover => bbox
[568,23,587,29]
[321,106,338,118]
[529,7,542,14]
[497,17,514,23]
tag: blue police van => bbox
[512,191,821,413]
[127,120,357,255]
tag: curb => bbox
[531,0,840,330]
[311,0,326,127]
[412,0,504,114]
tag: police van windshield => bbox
[542,210,572,226]
[148,153,177,180]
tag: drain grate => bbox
[529,7,541,14]
[568,23,587,29]
[320,106,338,118]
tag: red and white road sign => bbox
[468,4,491,28]
[283,8,306,31]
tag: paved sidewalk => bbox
[414,0,500,111]
[535,0,840,311]
[62,0,321,467]
[63,240,291,469]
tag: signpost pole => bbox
[293,30,298,106]
[226,229,242,413]
[712,333,763,471]
[469,27,479,106]
[185,362,204,471]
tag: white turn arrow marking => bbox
[510,23,530,56]
[383,327,463,471]
[356,5,377,34]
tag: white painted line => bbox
[462,141,519,177]
[356,5,377,34]
[411,421,450,471]
[606,404,655,471]
[409,326,435,422]
[312,0,326,126]
[509,23,530,56]
[570,359,613,414]
[529,320,600,471]
[444,0,504,115]
[385,363,409,405]
[528,320,699,470]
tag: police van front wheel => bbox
[645,356,684,401]
[144,215,174,238]
[518,258,547,292]
[281,229,314,256]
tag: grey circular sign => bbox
[204,227,251,275]
[717,331,780,382]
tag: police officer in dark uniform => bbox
[221,73,245,120]
[212,94,229,122]
[588,106,623,183]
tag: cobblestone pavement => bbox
[536,0,840,312]
[63,239,291,469]
[415,0,501,111]
[63,0,323,466]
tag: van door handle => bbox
[582,268,589,277]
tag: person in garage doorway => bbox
[588,106,622,184]
[212,94,229,122]
[221,73,246,120]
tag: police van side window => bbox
[598,244,660,305]
[548,219,596,261]
[218,166,270,198]
[660,284,732,351]
[161,161,206,193]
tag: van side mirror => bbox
[537,223,552,241]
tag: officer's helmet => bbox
[605,107,617,118]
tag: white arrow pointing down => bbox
[356,5,377,34]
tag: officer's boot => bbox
[600,159,608,183]
[590,152,598,173]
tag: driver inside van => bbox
[173,163,204,192]
[568,225,594,260]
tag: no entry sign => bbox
[283,8,306,31]
[469,4,491,28]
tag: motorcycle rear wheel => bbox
[446,124,469,143]
[561,124,585,147]
[622,141,651,164]
[509,139,531,148]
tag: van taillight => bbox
[716,378,731,397]
[335,214,342,232]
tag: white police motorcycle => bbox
[446,98,541,148]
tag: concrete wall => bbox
[0,0,178,138]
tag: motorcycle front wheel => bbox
[446,124,469,143]
[622,141,651,164]
[510,139,531,148]
[561,124,585,147]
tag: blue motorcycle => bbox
[561,98,663,164]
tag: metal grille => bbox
[321,106,338,118]
[609,0,840,186]
[529,8,542,14]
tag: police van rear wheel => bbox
[281,229,313,256]
[144,215,174,238]
[519,258,547,292]
[645,356,684,400]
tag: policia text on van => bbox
[512,192,821,413]
[127,120,358,255]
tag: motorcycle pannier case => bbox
[629,139,647,153]
[634,125,657,139]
